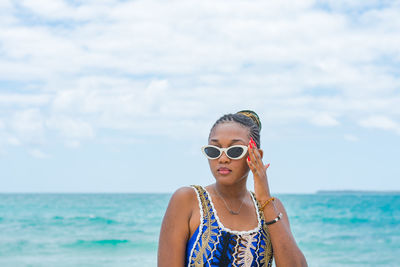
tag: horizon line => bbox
[1,189,400,194]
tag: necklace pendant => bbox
[214,185,246,216]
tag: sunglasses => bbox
[201,145,248,160]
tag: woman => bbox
[158,110,307,266]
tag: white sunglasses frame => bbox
[201,145,248,160]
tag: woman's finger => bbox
[249,143,263,169]
[253,148,263,164]
[248,148,264,177]
[248,144,255,162]
[248,147,259,171]
[264,163,270,171]
[247,157,258,175]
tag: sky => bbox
[0,0,399,193]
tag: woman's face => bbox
[207,122,251,185]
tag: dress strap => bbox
[190,185,211,219]
[250,191,263,220]
[188,185,218,266]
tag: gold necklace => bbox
[214,186,247,215]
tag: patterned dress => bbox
[186,185,273,267]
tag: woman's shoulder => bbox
[168,186,198,207]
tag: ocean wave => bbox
[51,215,118,225]
[321,217,370,225]
[0,240,31,255]
[64,239,131,249]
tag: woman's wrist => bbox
[260,197,275,210]
[254,179,271,201]
[260,199,282,222]
[256,190,272,204]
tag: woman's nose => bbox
[218,151,230,163]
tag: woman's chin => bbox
[214,175,242,185]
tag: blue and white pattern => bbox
[186,185,273,267]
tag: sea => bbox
[0,192,399,267]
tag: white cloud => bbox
[11,109,45,144]
[310,113,340,127]
[0,132,21,148]
[0,0,398,82]
[344,134,359,142]
[7,136,21,146]
[0,94,50,106]
[28,149,50,159]
[359,116,400,134]
[65,140,80,148]
[46,116,95,139]
[316,0,394,11]
[0,0,12,10]
[20,0,113,21]
[0,0,400,147]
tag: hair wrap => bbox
[236,110,262,131]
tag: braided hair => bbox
[209,110,262,148]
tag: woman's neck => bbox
[213,180,248,200]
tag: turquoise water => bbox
[0,192,399,266]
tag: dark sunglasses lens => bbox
[227,147,244,158]
[204,146,221,158]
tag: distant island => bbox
[316,190,400,194]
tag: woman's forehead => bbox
[209,122,249,140]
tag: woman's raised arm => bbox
[158,187,195,267]
[247,138,308,266]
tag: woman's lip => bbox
[218,167,231,174]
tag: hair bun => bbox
[236,110,262,130]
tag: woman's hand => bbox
[246,138,271,203]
